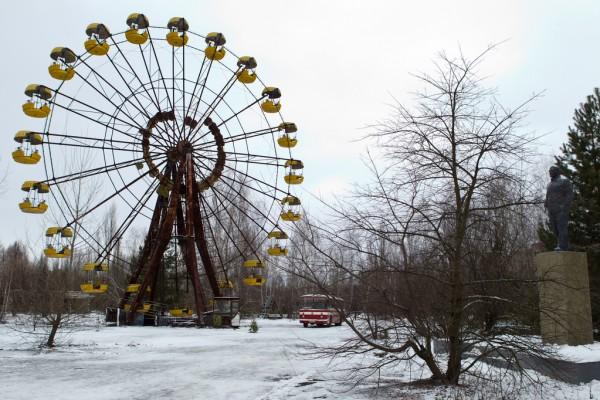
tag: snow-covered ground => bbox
[0,318,599,399]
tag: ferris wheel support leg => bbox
[118,195,164,310]
[183,154,208,322]
[175,202,187,304]
[128,167,182,323]
[192,180,222,298]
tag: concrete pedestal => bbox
[535,251,593,345]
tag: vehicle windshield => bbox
[301,298,327,309]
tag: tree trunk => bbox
[46,313,62,347]
[446,251,465,384]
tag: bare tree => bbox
[11,149,105,346]
[289,47,550,387]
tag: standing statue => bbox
[544,166,574,251]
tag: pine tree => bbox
[556,88,600,246]
[555,88,600,335]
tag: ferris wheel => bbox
[12,13,304,318]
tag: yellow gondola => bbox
[126,283,151,293]
[19,199,47,214]
[14,130,43,145]
[170,308,193,317]
[44,246,72,258]
[243,275,266,286]
[267,246,288,256]
[22,102,50,118]
[237,56,257,84]
[166,17,189,47]
[124,303,151,313]
[125,13,149,45]
[22,84,52,118]
[243,259,266,286]
[21,181,49,192]
[12,148,41,165]
[19,180,49,214]
[277,122,298,148]
[50,47,77,64]
[13,130,43,165]
[284,159,304,185]
[139,303,152,312]
[81,262,108,294]
[83,262,109,272]
[84,23,111,56]
[204,32,226,60]
[267,230,288,256]
[218,280,234,289]
[48,64,75,81]
[243,259,264,268]
[44,227,73,258]
[260,86,281,113]
[48,47,77,81]
[281,195,302,222]
[80,282,108,294]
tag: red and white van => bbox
[298,294,343,327]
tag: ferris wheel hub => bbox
[166,140,193,162]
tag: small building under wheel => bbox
[203,297,240,328]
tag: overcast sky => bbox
[1,0,599,251]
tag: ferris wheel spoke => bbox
[198,197,250,276]
[137,43,166,119]
[93,178,159,263]
[212,160,288,198]
[44,131,146,151]
[53,85,147,132]
[193,126,279,150]
[51,96,143,139]
[44,169,135,268]
[187,70,241,143]
[172,46,185,143]
[195,193,231,282]
[46,153,165,185]
[194,163,264,255]
[76,57,172,144]
[75,58,149,125]
[201,179,281,264]
[200,153,284,168]
[108,38,165,113]
[77,58,174,148]
[50,100,147,144]
[44,140,148,153]
[198,183,262,262]
[189,94,268,144]
[63,158,167,227]
[146,29,182,137]
[184,56,208,130]
[195,157,282,227]
[186,55,217,138]
[180,44,186,142]
[217,170,283,203]
[200,148,288,164]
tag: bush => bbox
[249,319,259,333]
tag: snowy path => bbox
[1,318,599,399]
[0,319,362,400]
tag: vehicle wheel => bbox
[303,322,308,328]
[335,322,342,326]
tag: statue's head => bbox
[549,166,561,179]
